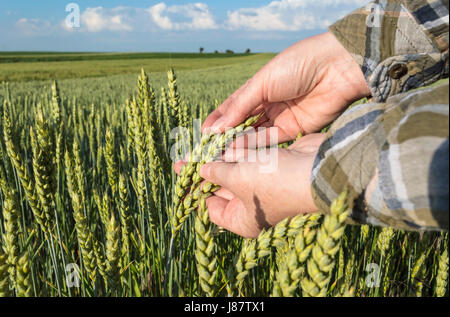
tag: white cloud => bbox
[225,0,368,31]
[80,7,133,32]
[148,3,174,30]
[148,2,217,30]
[15,18,52,35]
[17,1,365,36]
[65,2,217,33]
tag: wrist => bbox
[290,133,325,214]
[325,31,371,100]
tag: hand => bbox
[202,32,370,145]
[197,133,326,238]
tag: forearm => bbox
[311,81,449,231]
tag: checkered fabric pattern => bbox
[311,0,449,231]
[329,0,448,101]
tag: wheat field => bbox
[0,60,448,297]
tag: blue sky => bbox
[0,1,368,52]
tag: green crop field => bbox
[0,52,447,297]
[0,52,273,82]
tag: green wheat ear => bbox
[16,252,32,297]
[301,191,350,297]
[105,210,121,293]
[272,224,318,297]
[0,250,10,297]
[3,105,45,235]
[194,196,218,296]
[1,194,21,289]
[234,214,321,295]
[436,248,448,297]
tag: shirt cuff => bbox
[328,0,448,102]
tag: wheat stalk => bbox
[93,238,107,282]
[131,98,153,228]
[137,71,163,215]
[377,227,395,258]
[234,213,321,295]
[118,174,132,264]
[3,105,46,234]
[1,194,20,289]
[300,191,350,297]
[51,80,61,125]
[194,196,217,296]
[73,137,86,205]
[272,224,319,297]
[340,252,356,296]
[65,150,97,285]
[411,249,428,296]
[105,128,119,196]
[167,68,181,131]
[16,252,32,297]
[436,248,448,297]
[31,106,57,234]
[105,211,121,293]
[125,98,136,161]
[160,87,170,152]
[0,249,10,297]
[146,99,162,216]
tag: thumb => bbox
[206,196,259,238]
[200,162,238,190]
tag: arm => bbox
[311,81,449,231]
[311,0,449,231]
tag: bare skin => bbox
[175,31,370,238]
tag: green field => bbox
[0,52,274,82]
[0,52,447,297]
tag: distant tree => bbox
[199,47,204,54]
[225,49,234,54]
[214,50,219,54]
[245,48,251,54]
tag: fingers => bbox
[228,126,294,150]
[173,151,192,175]
[173,160,186,175]
[201,108,222,132]
[206,196,258,238]
[202,76,265,133]
[200,161,238,189]
[201,87,247,133]
[288,133,327,153]
[213,187,235,201]
[222,147,255,162]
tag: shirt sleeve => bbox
[311,80,449,231]
[328,0,449,102]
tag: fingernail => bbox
[211,116,227,132]
[200,164,211,178]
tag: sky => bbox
[0,1,369,53]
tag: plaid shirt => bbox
[311,0,449,231]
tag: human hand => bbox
[202,32,370,144]
[196,133,326,238]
